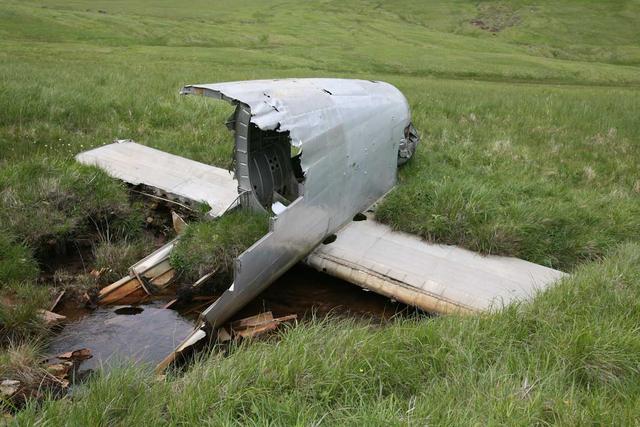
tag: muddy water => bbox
[236,263,419,321]
[47,302,194,372]
[48,264,422,372]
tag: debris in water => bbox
[162,298,178,309]
[45,362,73,380]
[50,290,66,312]
[56,348,92,361]
[155,311,297,373]
[48,304,194,373]
[229,311,297,340]
[98,240,178,305]
[39,310,66,326]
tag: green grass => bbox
[377,81,640,270]
[0,235,38,285]
[12,243,640,425]
[0,282,50,345]
[0,159,142,251]
[170,210,270,283]
[1,0,640,422]
[1,0,639,271]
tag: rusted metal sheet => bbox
[305,215,566,314]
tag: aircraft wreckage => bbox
[76,78,565,368]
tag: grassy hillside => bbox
[2,0,639,271]
[1,0,639,423]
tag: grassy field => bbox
[14,244,640,425]
[1,0,639,423]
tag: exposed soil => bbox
[470,4,522,33]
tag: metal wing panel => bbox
[306,218,567,313]
[76,140,238,216]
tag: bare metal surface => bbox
[398,123,420,166]
[76,140,238,217]
[181,79,412,327]
[306,216,566,314]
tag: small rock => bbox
[39,310,66,326]
[0,380,20,397]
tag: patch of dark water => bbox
[47,301,194,373]
[231,263,423,322]
[48,263,425,373]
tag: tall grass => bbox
[170,210,271,283]
[0,282,49,345]
[14,243,640,424]
[0,235,38,285]
[0,159,140,251]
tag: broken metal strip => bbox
[99,240,178,305]
[130,240,177,277]
[98,275,144,305]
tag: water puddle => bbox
[237,264,416,321]
[48,264,421,373]
[47,302,194,373]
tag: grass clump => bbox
[0,282,50,345]
[14,243,640,424]
[0,235,38,285]
[0,159,141,251]
[170,209,270,282]
[0,340,71,415]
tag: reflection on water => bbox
[47,302,194,372]
[48,263,423,373]
[235,263,419,321]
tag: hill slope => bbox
[1,0,640,423]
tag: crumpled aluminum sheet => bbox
[181,78,412,327]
